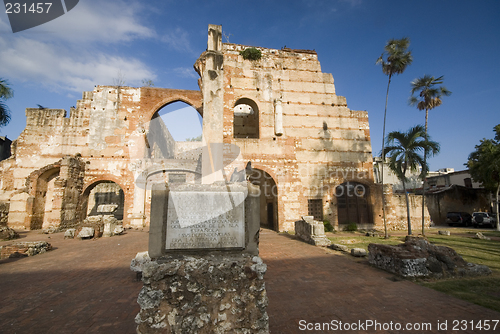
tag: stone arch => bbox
[335,180,372,227]
[248,167,279,231]
[233,97,260,139]
[80,177,127,223]
[24,155,85,230]
[144,89,203,122]
[26,161,62,196]
[145,99,203,160]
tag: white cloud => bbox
[0,37,156,92]
[161,27,195,54]
[0,0,158,93]
[33,0,155,44]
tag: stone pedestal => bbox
[135,254,268,334]
[137,181,268,333]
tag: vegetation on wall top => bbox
[240,47,262,61]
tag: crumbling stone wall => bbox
[382,185,432,231]
[0,87,202,229]
[368,236,491,278]
[59,155,86,229]
[5,155,85,230]
[135,254,268,334]
[295,216,331,246]
[0,202,9,226]
[0,241,52,259]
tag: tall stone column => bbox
[197,24,225,184]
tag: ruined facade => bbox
[0,24,409,232]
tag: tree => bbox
[0,78,13,128]
[112,70,126,87]
[376,37,413,238]
[383,125,439,235]
[467,124,500,231]
[142,79,155,87]
[409,75,451,235]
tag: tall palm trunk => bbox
[421,108,429,235]
[402,160,412,235]
[496,183,500,232]
[381,74,392,239]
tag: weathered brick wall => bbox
[219,44,375,231]
[0,87,202,229]
[386,192,431,231]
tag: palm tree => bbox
[409,75,451,235]
[0,78,13,128]
[383,125,439,235]
[376,38,413,238]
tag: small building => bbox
[427,169,481,189]
[373,157,422,192]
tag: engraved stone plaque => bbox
[165,191,245,250]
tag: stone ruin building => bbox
[0,24,398,233]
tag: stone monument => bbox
[135,181,269,334]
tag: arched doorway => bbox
[31,168,60,230]
[248,169,278,231]
[140,101,204,225]
[82,181,125,221]
[336,181,371,226]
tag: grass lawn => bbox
[327,233,405,250]
[421,231,500,312]
[328,229,500,313]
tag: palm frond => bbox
[0,102,11,127]
[383,125,438,183]
[409,75,451,112]
[377,37,413,77]
[0,79,13,100]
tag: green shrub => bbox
[345,223,358,232]
[240,47,262,61]
[323,220,334,232]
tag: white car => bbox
[472,212,496,228]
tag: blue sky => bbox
[0,0,499,171]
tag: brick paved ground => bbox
[1,229,499,333]
[0,230,146,334]
[261,230,500,333]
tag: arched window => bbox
[233,98,259,138]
